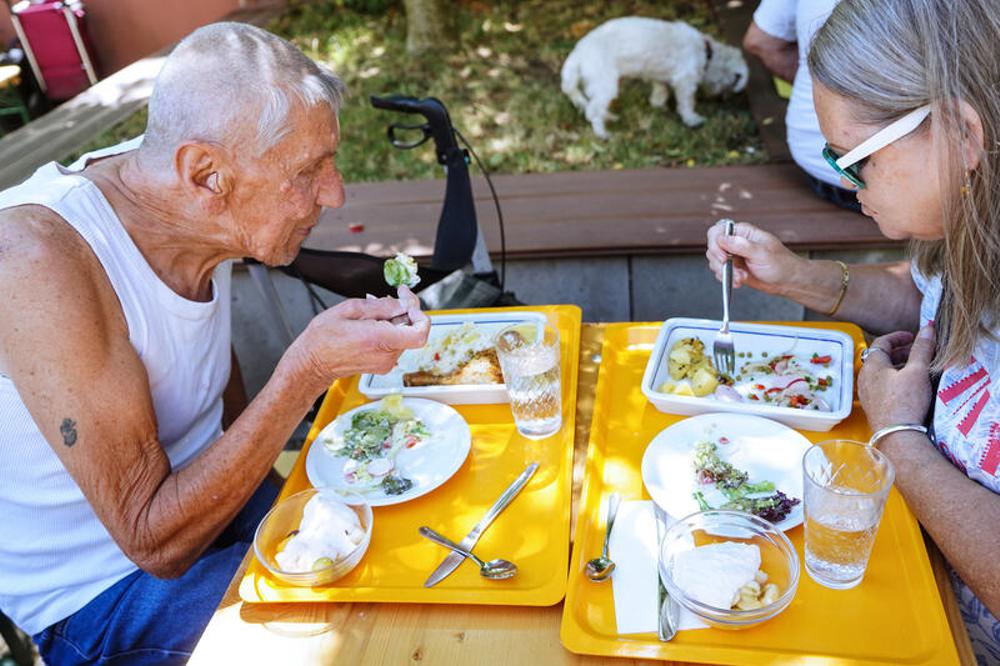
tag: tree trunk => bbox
[403,0,453,56]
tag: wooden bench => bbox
[306,163,900,261]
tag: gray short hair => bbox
[144,22,346,157]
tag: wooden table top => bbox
[189,324,975,665]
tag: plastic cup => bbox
[802,440,894,589]
[494,323,562,439]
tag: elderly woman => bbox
[706,0,1000,660]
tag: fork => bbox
[713,219,737,377]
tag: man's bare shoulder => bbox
[0,204,97,269]
[0,204,126,342]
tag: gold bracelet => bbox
[825,260,850,318]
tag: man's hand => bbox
[742,21,798,83]
[287,287,430,392]
[858,326,936,433]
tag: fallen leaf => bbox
[570,20,595,39]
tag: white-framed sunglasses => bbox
[822,104,932,188]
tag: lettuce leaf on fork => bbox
[384,252,421,288]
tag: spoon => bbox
[585,493,620,582]
[418,526,518,580]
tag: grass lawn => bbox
[66,0,766,181]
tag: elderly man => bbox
[0,22,429,664]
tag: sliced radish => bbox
[782,379,812,396]
[367,458,394,478]
[713,385,743,402]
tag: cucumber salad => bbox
[322,395,430,496]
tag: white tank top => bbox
[0,138,233,635]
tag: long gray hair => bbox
[809,0,1000,371]
[144,22,346,159]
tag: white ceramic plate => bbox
[641,318,855,432]
[305,398,471,507]
[641,413,811,531]
[358,311,547,405]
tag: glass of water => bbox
[494,322,562,440]
[802,440,895,589]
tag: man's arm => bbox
[743,21,798,83]
[222,347,248,430]
[0,208,428,578]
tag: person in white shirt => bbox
[0,22,429,665]
[743,0,862,213]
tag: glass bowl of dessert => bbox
[658,509,799,629]
[253,487,373,587]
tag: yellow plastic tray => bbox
[240,305,581,606]
[560,322,960,665]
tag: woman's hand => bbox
[857,326,936,432]
[705,220,806,295]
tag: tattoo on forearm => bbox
[59,418,78,447]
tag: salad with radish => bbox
[321,395,430,495]
[713,350,835,411]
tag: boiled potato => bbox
[667,337,705,380]
[668,382,695,397]
[689,365,719,397]
[668,350,692,380]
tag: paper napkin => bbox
[609,500,706,634]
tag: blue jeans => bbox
[32,480,280,665]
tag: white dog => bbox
[561,17,749,137]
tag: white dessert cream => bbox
[671,541,761,609]
[274,494,366,573]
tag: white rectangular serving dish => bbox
[358,311,547,405]
[640,318,855,431]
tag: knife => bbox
[424,462,539,588]
[654,503,679,641]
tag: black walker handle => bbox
[371,94,477,273]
